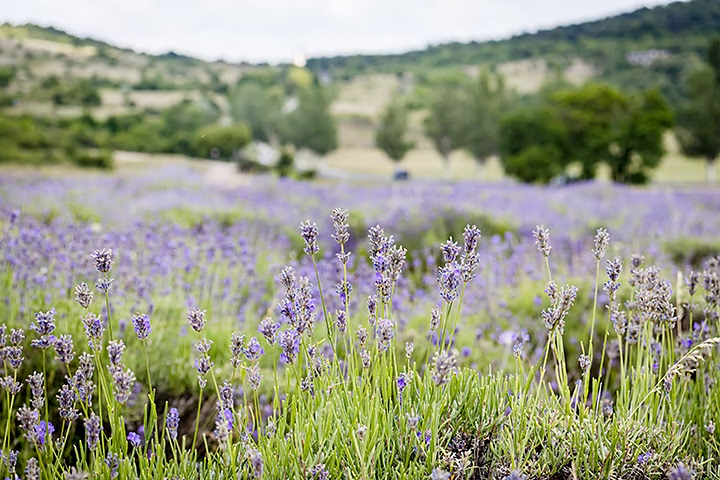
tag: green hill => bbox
[305,0,720,101]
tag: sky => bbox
[2,0,677,64]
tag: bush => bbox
[192,123,251,160]
[70,149,115,170]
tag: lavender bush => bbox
[1,169,720,478]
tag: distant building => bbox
[626,49,670,67]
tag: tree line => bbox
[375,38,720,184]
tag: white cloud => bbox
[1,0,676,63]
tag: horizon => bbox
[1,0,679,64]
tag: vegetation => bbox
[192,123,252,160]
[676,38,720,183]
[498,83,673,184]
[278,86,338,156]
[374,96,414,164]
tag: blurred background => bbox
[0,0,719,185]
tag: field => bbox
[1,158,720,479]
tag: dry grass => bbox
[331,74,400,117]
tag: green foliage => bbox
[422,83,466,163]
[458,71,509,165]
[275,147,294,177]
[229,83,282,142]
[499,83,673,184]
[32,76,103,107]
[192,123,251,160]
[676,38,720,181]
[374,96,414,163]
[279,86,337,156]
[68,148,115,170]
[499,106,569,183]
[664,236,720,268]
[0,65,15,88]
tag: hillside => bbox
[306,0,718,75]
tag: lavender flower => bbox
[258,318,278,345]
[54,334,75,364]
[247,363,262,390]
[26,372,44,410]
[57,384,79,421]
[592,228,610,260]
[532,225,551,257]
[503,471,527,480]
[25,457,40,480]
[84,413,102,450]
[360,348,371,369]
[430,306,441,331]
[309,463,330,480]
[91,248,114,273]
[230,332,246,367]
[0,376,21,395]
[441,238,460,263]
[195,355,213,389]
[95,277,114,293]
[35,421,54,446]
[687,270,700,297]
[104,453,120,479]
[431,468,450,480]
[463,224,482,253]
[299,220,320,255]
[131,312,151,340]
[541,283,578,333]
[17,406,40,444]
[187,308,207,333]
[5,345,23,370]
[405,341,414,358]
[335,309,347,335]
[356,424,367,440]
[335,280,352,307]
[166,407,180,440]
[432,351,457,386]
[219,380,234,410]
[357,325,368,346]
[376,318,394,352]
[107,340,125,366]
[330,208,349,245]
[127,432,141,448]
[367,295,378,326]
[9,328,24,345]
[244,337,264,362]
[74,283,93,309]
[81,312,105,351]
[668,464,693,480]
[438,262,462,303]
[278,266,295,291]
[278,329,300,364]
[30,309,56,349]
[249,449,264,479]
[578,354,591,374]
[110,366,136,405]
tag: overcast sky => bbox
[2,0,677,63]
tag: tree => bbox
[375,97,414,166]
[676,38,720,183]
[498,106,570,184]
[423,83,466,178]
[458,71,508,177]
[229,84,282,143]
[607,88,673,184]
[192,123,251,160]
[551,83,627,180]
[279,86,337,156]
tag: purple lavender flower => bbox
[110,366,136,405]
[107,340,125,366]
[309,463,330,480]
[432,351,457,386]
[430,306,441,331]
[34,421,54,446]
[438,262,462,303]
[104,453,120,478]
[219,380,234,410]
[463,224,482,253]
[249,449,264,479]
[57,384,79,421]
[195,355,213,389]
[127,432,141,448]
[532,225,551,257]
[637,452,652,464]
[357,325,368,346]
[278,266,295,291]
[277,328,300,364]
[335,309,347,335]
[0,375,21,395]
[131,312,151,340]
[53,334,75,364]
[441,238,460,263]
[367,295,378,326]
[74,283,93,309]
[431,468,450,480]
[375,318,394,352]
[81,312,105,351]
[30,309,56,346]
[541,283,578,333]
[26,372,44,410]
[247,363,262,390]
[244,337,264,362]
[166,407,180,440]
[17,406,40,445]
[91,248,114,273]
[25,457,40,480]
[187,308,207,333]
[592,228,610,261]
[95,277,114,293]
[397,372,409,393]
[503,471,527,480]
[230,332,246,367]
[330,208,349,245]
[668,464,693,480]
[299,220,320,255]
[84,413,102,450]
[258,318,278,345]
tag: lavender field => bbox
[1,166,720,479]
